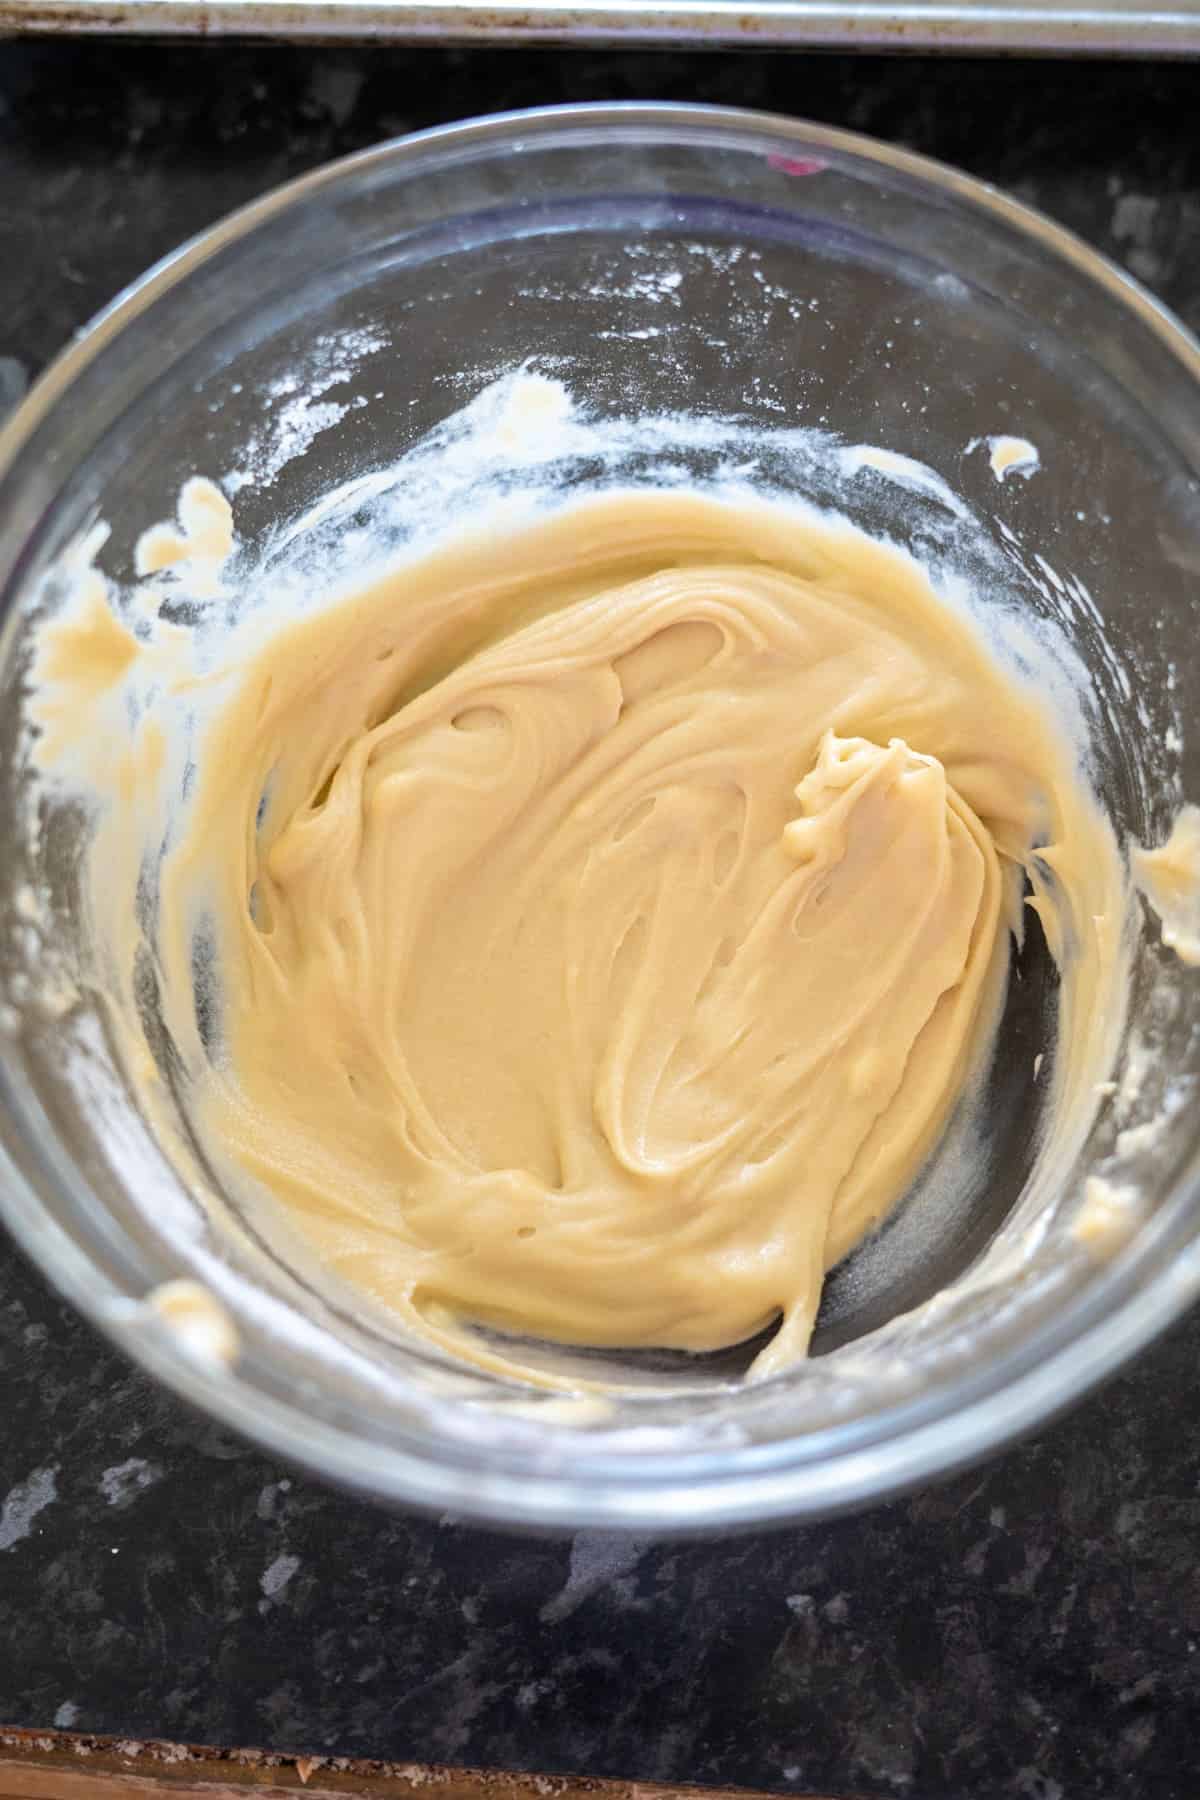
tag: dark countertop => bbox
[2,42,1200,1800]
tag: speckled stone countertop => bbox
[2,42,1200,1800]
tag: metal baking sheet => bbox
[1,0,1198,52]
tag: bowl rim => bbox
[3,98,1200,1533]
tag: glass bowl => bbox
[1,102,1199,1533]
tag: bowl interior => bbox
[2,107,1199,1525]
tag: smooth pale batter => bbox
[64,486,1117,1385]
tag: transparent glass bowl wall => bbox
[1,104,1199,1531]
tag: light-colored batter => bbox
[41,485,1121,1384]
[1133,805,1200,966]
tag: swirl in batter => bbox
[117,487,1122,1382]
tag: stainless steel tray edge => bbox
[0,0,1196,53]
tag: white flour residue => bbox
[236,372,1071,707]
[225,326,386,490]
[684,242,745,272]
[584,268,683,304]
[990,517,1147,796]
[519,242,819,363]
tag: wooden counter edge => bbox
[0,1731,857,1800]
